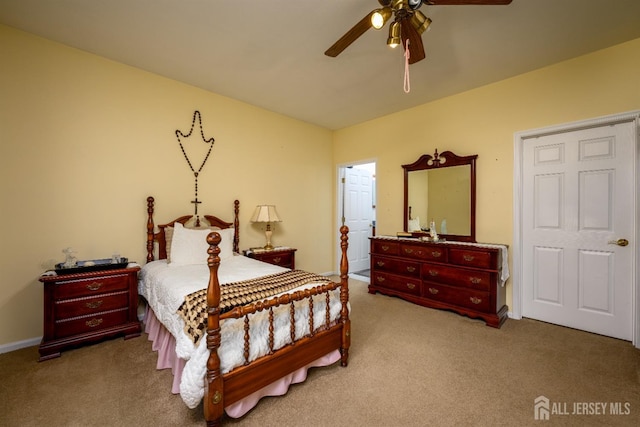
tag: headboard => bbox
[146,196,240,262]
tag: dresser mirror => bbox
[402,150,477,242]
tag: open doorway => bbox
[337,161,376,280]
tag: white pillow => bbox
[169,222,211,266]
[217,228,235,260]
[168,223,235,266]
[164,226,174,262]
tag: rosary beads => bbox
[175,110,215,220]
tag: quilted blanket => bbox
[178,270,331,345]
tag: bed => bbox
[140,196,351,426]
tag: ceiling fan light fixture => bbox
[410,10,432,35]
[371,7,392,30]
[387,20,402,48]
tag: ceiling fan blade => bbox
[426,0,512,5]
[325,11,375,57]
[400,19,426,64]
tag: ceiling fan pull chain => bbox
[403,39,411,93]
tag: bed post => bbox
[339,225,350,367]
[204,231,224,426]
[146,196,155,262]
[233,200,240,253]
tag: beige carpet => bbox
[1,278,639,427]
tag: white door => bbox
[343,166,374,272]
[522,122,635,340]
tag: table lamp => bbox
[250,205,282,250]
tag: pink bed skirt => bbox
[143,306,341,418]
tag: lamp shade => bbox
[250,205,281,223]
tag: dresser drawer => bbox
[371,256,420,278]
[399,243,446,262]
[54,274,130,300]
[422,283,490,312]
[449,248,496,269]
[371,272,421,297]
[371,240,400,256]
[55,291,129,320]
[55,308,129,339]
[422,263,491,291]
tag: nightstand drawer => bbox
[244,248,297,269]
[54,273,130,299]
[55,291,129,320]
[258,251,293,267]
[55,308,130,339]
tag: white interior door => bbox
[522,122,635,340]
[343,165,375,273]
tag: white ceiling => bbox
[2,0,640,130]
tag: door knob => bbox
[607,238,629,247]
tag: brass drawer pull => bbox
[463,255,475,262]
[273,257,282,264]
[85,300,103,309]
[428,270,439,277]
[406,283,416,290]
[428,287,439,294]
[86,282,103,291]
[86,318,103,328]
[470,297,482,305]
[469,277,482,285]
[404,248,414,254]
[376,261,385,267]
[381,245,390,252]
[376,276,385,283]
[406,266,415,273]
[431,251,442,257]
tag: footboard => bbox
[204,226,350,426]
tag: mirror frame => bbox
[402,149,478,243]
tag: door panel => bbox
[533,246,562,305]
[344,166,374,272]
[523,122,634,340]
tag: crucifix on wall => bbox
[176,110,215,226]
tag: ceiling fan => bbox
[325,0,513,64]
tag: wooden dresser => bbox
[369,237,508,327]
[38,266,141,361]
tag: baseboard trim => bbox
[0,337,41,354]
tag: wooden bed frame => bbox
[145,196,351,426]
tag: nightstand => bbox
[38,266,141,361]
[243,247,297,269]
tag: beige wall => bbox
[333,37,640,311]
[2,23,639,347]
[0,25,333,346]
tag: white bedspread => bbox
[138,255,343,408]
